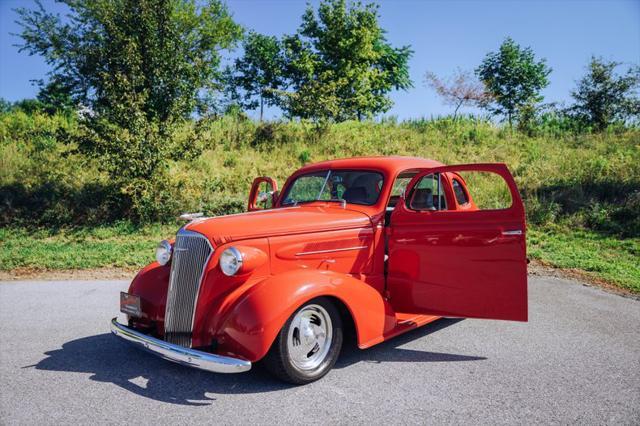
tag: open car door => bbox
[387,163,527,321]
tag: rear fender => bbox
[216,269,395,362]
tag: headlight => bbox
[155,240,172,266]
[220,246,243,276]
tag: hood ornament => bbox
[178,212,205,222]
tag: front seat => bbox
[410,188,435,210]
[342,186,368,204]
[342,174,381,204]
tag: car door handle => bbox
[502,229,523,236]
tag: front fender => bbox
[215,269,395,362]
[126,261,170,333]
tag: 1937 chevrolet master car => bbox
[111,156,527,384]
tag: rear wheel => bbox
[263,298,343,384]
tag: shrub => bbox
[298,149,312,164]
[1,110,638,240]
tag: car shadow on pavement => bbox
[26,318,483,405]
[335,318,486,368]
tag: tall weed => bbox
[0,111,638,239]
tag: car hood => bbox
[184,205,372,245]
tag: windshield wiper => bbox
[283,199,314,206]
[317,170,332,200]
[283,199,343,206]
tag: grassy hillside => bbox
[0,111,638,292]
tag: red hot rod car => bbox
[111,156,527,384]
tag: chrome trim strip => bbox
[502,230,523,236]
[111,318,251,373]
[295,245,368,256]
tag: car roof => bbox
[295,156,446,176]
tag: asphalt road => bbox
[0,275,638,425]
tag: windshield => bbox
[281,170,384,206]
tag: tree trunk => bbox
[453,100,463,120]
[260,94,264,122]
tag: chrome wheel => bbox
[264,298,343,384]
[286,304,333,371]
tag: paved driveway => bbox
[0,275,638,425]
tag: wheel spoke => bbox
[312,323,326,340]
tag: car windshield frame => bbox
[280,169,385,207]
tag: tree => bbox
[228,32,285,121]
[36,77,75,115]
[12,98,44,114]
[16,0,242,220]
[476,37,551,127]
[424,68,490,119]
[279,0,412,122]
[570,57,640,130]
[0,98,11,113]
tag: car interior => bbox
[341,173,383,205]
[385,171,447,226]
[409,188,447,210]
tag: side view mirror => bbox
[248,177,278,211]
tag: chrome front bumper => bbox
[110,318,251,374]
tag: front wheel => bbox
[263,298,343,384]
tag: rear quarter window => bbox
[452,178,469,205]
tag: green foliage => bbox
[16,0,242,221]
[1,222,637,293]
[528,227,640,293]
[227,32,286,121]
[279,0,413,122]
[0,224,176,270]
[1,111,639,290]
[3,110,638,232]
[0,109,125,226]
[16,0,242,121]
[533,107,593,136]
[476,37,552,126]
[36,78,75,115]
[569,57,640,131]
[0,94,73,116]
[252,121,283,145]
[298,149,312,164]
[0,99,11,113]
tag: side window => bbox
[256,181,275,209]
[387,172,417,208]
[455,171,512,210]
[390,176,413,197]
[452,178,469,205]
[408,173,447,211]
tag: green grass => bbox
[0,111,638,292]
[1,222,638,294]
[528,226,640,293]
[0,223,175,270]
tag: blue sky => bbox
[1,0,639,119]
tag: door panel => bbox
[387,163,527,321]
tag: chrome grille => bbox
[164,229,213,347]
